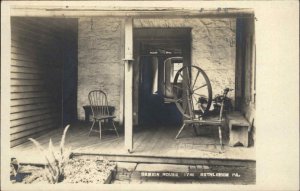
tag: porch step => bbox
[136,163,187,174]
[135,163,209,173]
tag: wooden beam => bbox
[124,18,133,152]
[72,153,256,167]
[10,6,254,18]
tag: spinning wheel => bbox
[161,56,230,150]
[172,65,212,119]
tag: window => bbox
[171,62,183,83]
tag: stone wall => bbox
[78,17,236,122]
[77,18,124,121]
[134,18,236,100]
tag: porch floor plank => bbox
[11,122,255,164]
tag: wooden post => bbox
[124,18,133,152]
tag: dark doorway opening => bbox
[133,28,191,126]
[10,17,78,147]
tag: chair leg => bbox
[112,120,119,137]
[99,120,102,140]
[175,122,186,139]
[89,120,96,136]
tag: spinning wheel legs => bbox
[175,123,199,139]
[175,123,186,139]
[175,120,224,152]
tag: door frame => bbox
[132,27,192,127]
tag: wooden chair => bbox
[88,90,119,139]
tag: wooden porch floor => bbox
[11,122,255,164]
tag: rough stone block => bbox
[227,112,250,147]
[116,162,137,172]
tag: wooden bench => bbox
[226,112,251,147]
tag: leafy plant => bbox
[28,125,71,184]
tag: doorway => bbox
[133,28,191,127]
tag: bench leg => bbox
[218,126,223,151]
[175,123,186,139]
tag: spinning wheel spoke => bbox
[193,83,207,92]
[192,94,198,104]
[191,71,200,90]
[193,92,204,97]
[191,95,199,115]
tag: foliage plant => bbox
[29,125,71,184]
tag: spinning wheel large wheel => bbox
[173,65,212,119]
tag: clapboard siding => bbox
[11,102,54,113]
[11,53,53,64]
[11,62,60,73]
[11,128,55,147]
[11,24,62,44]
[11,46,59,60]
[11,97,51,107]
[11,73,43,80]
[10,107,57,120]
[13,18,75,37]
[11,59,46,68]
[11,118,54,134]
[11,65,44,74]
[11,85,45,93]
[10,17,77,147]
[11,81,48,88]
[11,25,61,42]
[11,123,54,140]
[11,113,58,127]
[11,91,50,99]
